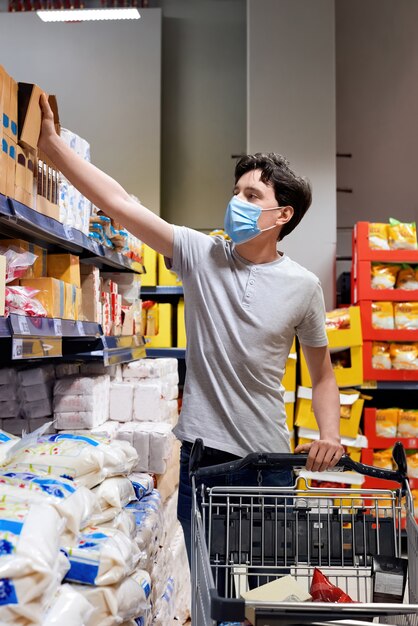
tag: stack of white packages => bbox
[59,128,92,235]
[0,429,153,625]
[53,375,110,430]
[0,365,56,435]
[113,359,179,475]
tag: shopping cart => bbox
[189,440,418,626]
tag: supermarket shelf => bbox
[141,286,183,296]
[353,222,418,263]
[0,194,144,274]
[364,408,418,449]
[359,301,418,341]
[362,342,418,381]
[358,381,418,391]
[146,347,186,359]
[71,334,147,366]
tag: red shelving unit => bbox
[359,301,418,342]
[364,408,418,449]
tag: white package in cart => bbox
[43,584,94,626]
[0,470,99,537]
[63,525,141,586]
[109,382,134,422]
[5,432,138,489]
[73,568,151,626]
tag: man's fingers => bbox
[294,443,311,454]
[39,93,54,119]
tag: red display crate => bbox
[352,260,418,303]
[361,448,418,490]
[353,221,418,263]
[359,301,418,341]
[362,341,418,381]
[363,408,418,449]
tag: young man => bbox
[38,94,343,563]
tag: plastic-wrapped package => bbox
[109,382,134,422]
[90,420,120,440]
[1,418,29,436]
[122,358,177,380]
[0,470,100,538]
[100,508,137,540]
[43,584,94,625]
[136,422,174,475]
[55,410,108,430]
[19,383,53,404]
[152,577,175,626]
[0,399,21,419]
[18,365,55,387]
[0,498,66,610]
[90,476,136,525]
[129,473,154,501]
[0,429,19,464]
[21,398,53,419]
[63,525,141,586]
[0,385,17,401]
[80,363,121,378]
[53,375,110,397]
[1,247,37,283]
[55,363,80,378]
[127,490,163,564]
[171,525,191,624]
[74,568,151,626]
[0,368,18,385]
[5,432,138,489]
[133,380,163,422]
[28,418,56,434]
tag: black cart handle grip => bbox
[190,439,408,486]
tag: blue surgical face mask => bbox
[224,195,283,244]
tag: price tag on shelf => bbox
[101,336,108,349]
[63,225,75,241]
[53,319,62,336]
[76,321,85,336]
[12,338,23,359]
[17,316,30,335]
[91,241,101,255]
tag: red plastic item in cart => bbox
[310,568,355,603]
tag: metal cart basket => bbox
[190,440,418,626]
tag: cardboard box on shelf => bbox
[1,68,17,141]
[295,385,364,439]
[47,253,81,288]
[17,82,43,151]
[177,298,186,348]
[0,238,47,279]
[8,76,17,141]
[5,139,16,199]
[146,302,172,347]
[121,304,135,336]
[80,265,101,323]
[300,344,363,388]
[158,253,182,287]
[141,244,157,286]
[0,255,5,316]
[63,283,82,320]
[20,277,65,318]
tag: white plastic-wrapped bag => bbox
[0,470,99,537]
[5,432,138,489]
[90,476,136,525]
[74,568,151,626]
[100,508,137,540]
[63,525,140,586]
[126,490,163,566]
[0,430,19,465]
[43,584,94,625]
[129,472,154,501]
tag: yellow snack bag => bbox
[397,409,418,438]
[371,301,394,329]
[389,342,418,370]
[372,341,392,369]
[395,265,418,290]
[371,264,400,290]
[388,218,418,250]
[368,223,390,250]
[407,452,418,478]
[325,307,350,330]
[394,302,418,330]
[376,408,399,438]
[373,449,393,470]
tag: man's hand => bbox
[294,438,345,472]
[38,93,58,155]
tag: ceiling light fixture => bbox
[37,7,141,22]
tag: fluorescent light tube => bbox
[37,8,141,22]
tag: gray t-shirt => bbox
[170,225,327,457]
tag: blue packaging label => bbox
[0,433,12,443]
[65,558,99,585]
[0,578,18,606]
[47,433,99,447]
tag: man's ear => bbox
[276,205,294,225]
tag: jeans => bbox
[177,439,294,589]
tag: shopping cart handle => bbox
[190,439,408,485]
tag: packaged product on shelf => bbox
[109,381,135,422]
[396,265,418,290]
[126,490,164,565]
[0,367,18,386]
[0,498,67,622]
[373,449,394,470]
[19,381,53,403]
[372,342,392,369]
[394,302,418,330]
[388,218,418,250]
[54,409,108,430]
[0,417,29,436]
[63,525,141,586]
[123,358,178,380]
[100,508,137,540]
[397,409,418,437]
[407,452,418,478]
[117,422,149,472]
[152,576,175,626]
[53,374,110,396]
[133,380,165,422]
[55,363,80,378]
[43,584,94,626]
[0,428,19,463]
[72,568,151,626]
[117,422,174,474]
[371,301,395,329]
[0,246,37,283]
[368,223,390,250]
[80,264,101,323]
[0,470,99,538]
[5,284,48,317]
[80,363,122,379]
[390,342,418,369]
[371,263,400,289]
[376,408,399,438]
[5,432,138,489]
[47,253,81,288]
[87,420,120,440]
[21,397,53,419]
[129,472,155,500]
[90,476,136,525]
[18,364,55,387]
[19,277,65,318]
[0,399,21,419]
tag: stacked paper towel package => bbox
[58,128,92,236]
[0,357,191,625]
